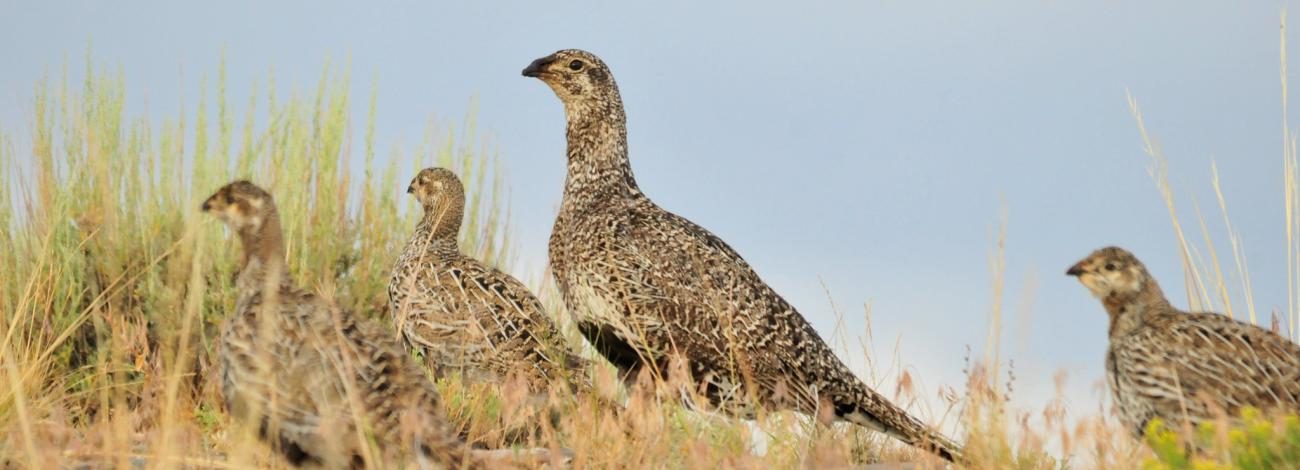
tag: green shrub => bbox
[1143,410,1300,470]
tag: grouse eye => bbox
[1104,263,1117,271]
[568,60,584,71]
[224,194,235,204]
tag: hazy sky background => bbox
[2,0,1294,450]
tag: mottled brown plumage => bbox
[203,181,473,469]
[389,168,589,390]
[1068,246,1300,438]
[523,49,962,461]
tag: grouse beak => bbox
[522,55,554,78]
[200,200,211,212]
[407,184,416,194]
[1066,262,1085,277]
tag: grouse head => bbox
[407,167,465,238]
[522,49,621,114]
[1067,246,1153,300]
[408,168,464,210]
[201,180,277,233]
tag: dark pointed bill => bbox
[1066,263,1085,276]
[522,55,555,77]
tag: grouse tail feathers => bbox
[828,362,963,462]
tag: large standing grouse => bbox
[523,49,962,461]
[1068,246,1300,439]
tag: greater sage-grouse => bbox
[203,180,474,468]
[1068,246,1300,439]
[389,167,589,390]
[523,49,962,461]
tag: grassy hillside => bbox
[0,53,1296,469]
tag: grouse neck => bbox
[416,202,463,243]
[235,211,288,292]
[1102,278,1172,338]
[562,100,641,200]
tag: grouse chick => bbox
[1068,246,1300,439]
[203,180,473,468]
[389,168,590,390]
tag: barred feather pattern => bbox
[204,181,474,469]
[524,49,962,462]
[1070,247,1300,439]
[389,168,590,391]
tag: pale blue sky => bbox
[2,0,1293,441]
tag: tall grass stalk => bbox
[1129,12,1297,338]
[1127,91,1214,314]
[1283,11,1300,342]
